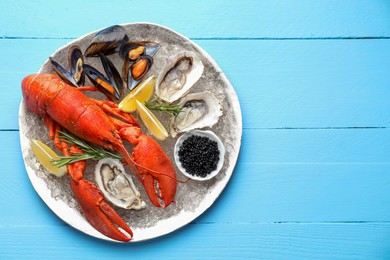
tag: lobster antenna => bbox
[116,145,143,182]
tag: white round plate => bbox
[19,22,242,242]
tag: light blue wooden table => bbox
[2,0,390,259]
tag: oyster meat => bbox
[95,158,146,210]
[156,51,204,103]
[171,91,222,137]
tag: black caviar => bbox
[178,135,220,178]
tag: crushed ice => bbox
[20,23,240,231]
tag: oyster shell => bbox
[95,158,146,210]
[156,51,204,103]
[170,91,222,137]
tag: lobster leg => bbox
[73,85,138,126]
[92,99,139,127]
[45,118,133,242]
[23,75,140,241]
[109,117,177,208]
[44,117,85,181]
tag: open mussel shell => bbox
[84,25,128,57]
[119,41,160,61]
[68,46,85,86]
[98,53,122,98]
[131,55,153,80]
[83,64,118,99]
[50,57,79,87]
[123,55,154,90]
[50,45,85,88]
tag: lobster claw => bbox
[70,179,133,242]
[112,120,177,208]
[132,135,177,208]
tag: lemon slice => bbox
[31,139,67,177]
[118,75,156,113]
[136,100,168,140]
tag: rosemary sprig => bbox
[53,131,123,168]
[145,97,182,116]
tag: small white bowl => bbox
[174,130,225,181]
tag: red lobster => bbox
[21,74,177,242]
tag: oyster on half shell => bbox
[156,51,204,103]
[170,91,222,137]
[95,158,146,210]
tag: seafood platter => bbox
[19,23,242,242]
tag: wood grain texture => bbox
[1,0,390,39]
[2,0,390,259]
[2,39,390,129]
[2,223,390,259]
[3,129,390,225]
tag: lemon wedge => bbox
[118,75,156,113]
[31,139,67,177]
[136,100,169,141]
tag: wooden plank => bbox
[5,129,390,226]
[241,128,390,164]
[10,119,390,166]
[0,39,69,73]
[1,131,63,226]
[10,127,390,168]
[200,39,390,129]
[1,38,71,130]
[1,0,389,39]
[1,223,390,259]
[3,0,390,259]
[2,39,390,130]
[206,162,390,223]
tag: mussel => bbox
[98,53,123,98]
[82,57,118,99]
[69,46,85,85]
[82,50,123,99]
[119,41,160,61]
[123,55,154,90]
[119,41,160,90]
[50,46,85,87]
[84,25,128,57]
